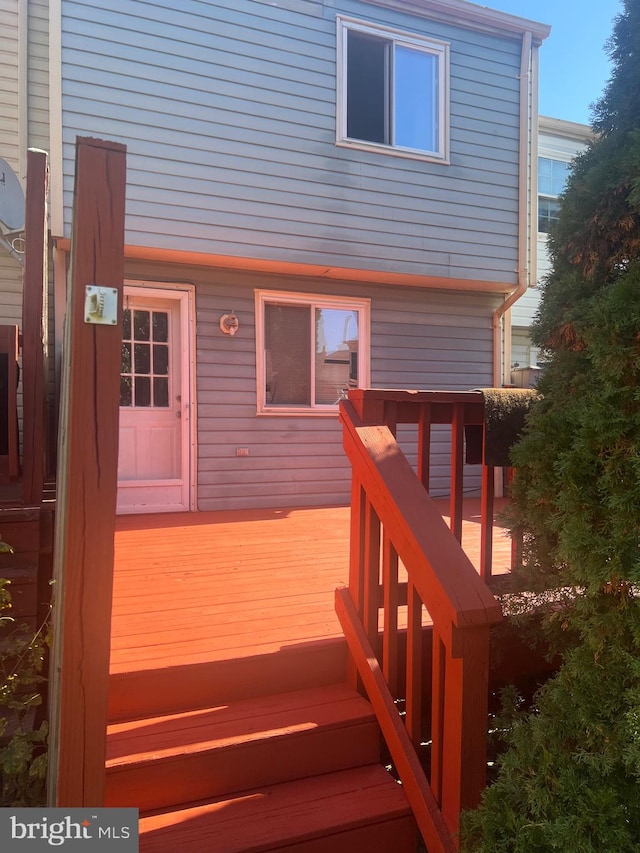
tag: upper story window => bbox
[256,290,370,415]
[337,17,449,161]
[538,157,571,233]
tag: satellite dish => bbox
[0,158,25,233]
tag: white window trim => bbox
[255,289,371,417]
[336,15,450,164]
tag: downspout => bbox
[492,29,533,386]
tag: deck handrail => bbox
[337,393,503,850]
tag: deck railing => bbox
[336,390,504,851]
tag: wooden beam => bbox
[0,325,19,482]
[21,149,49,505]
[48,137,126,807]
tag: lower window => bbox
[256,290,370,413]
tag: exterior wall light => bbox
[220,312,239,336]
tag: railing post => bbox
[47,137,126,807]
[441,624,492,837]
[21,149,49,505]
[383,400,397,437]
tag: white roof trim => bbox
[538,115,594,143]
[361,0,550,42]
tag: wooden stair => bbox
[106,657,417,852]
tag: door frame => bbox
[120,280,196,512]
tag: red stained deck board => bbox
[111,502,510,676]
[107,684,374,764]
[138,764,413,853]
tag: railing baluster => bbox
[382,531,399,697]
[480,463,495,581]
[363,499,380,649]
[405,581,423,747]
[430,628,446,806]
[450,403,464,543]
[349,476,366,617]
[418,403,432,491]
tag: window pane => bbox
[394,46,438,152]
[153,311,168,342]
[153,377,169,407]
[264,303,311,406]
[315,308,359,405]
[538,197,561,233]
[134,343,151,375]
[347,30,388,144]
[538,157,570,197]
[135,376,151,407]
[133,310,150,341]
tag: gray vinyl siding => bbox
[27,0,50,153]
[62,0,523,285]
[126,260,496,510]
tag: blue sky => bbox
[489,0,622,125]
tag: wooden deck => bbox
[111,499,511,678]
[107,499,512,852]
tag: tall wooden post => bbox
[21,149,49,505]
[47,137,126,806]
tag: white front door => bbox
[117,286,193,513]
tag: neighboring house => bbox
[1,0,550,513]
[510,115,592,377]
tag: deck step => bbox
[138,764,417,853]
[106,684,380,811]
[108,637,347,722]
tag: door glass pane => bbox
[121,305,173,408]
[394,46,438,152]
[120,376,132,407]
[135,376,151,407]
[153,311,169,342]
[121,342,132,374]
[134,343,151,375]
[153,344,169,375]
[315,308,359,405]
[264,303,311,406]
[133,310,150,341]
[153,377,169,407]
